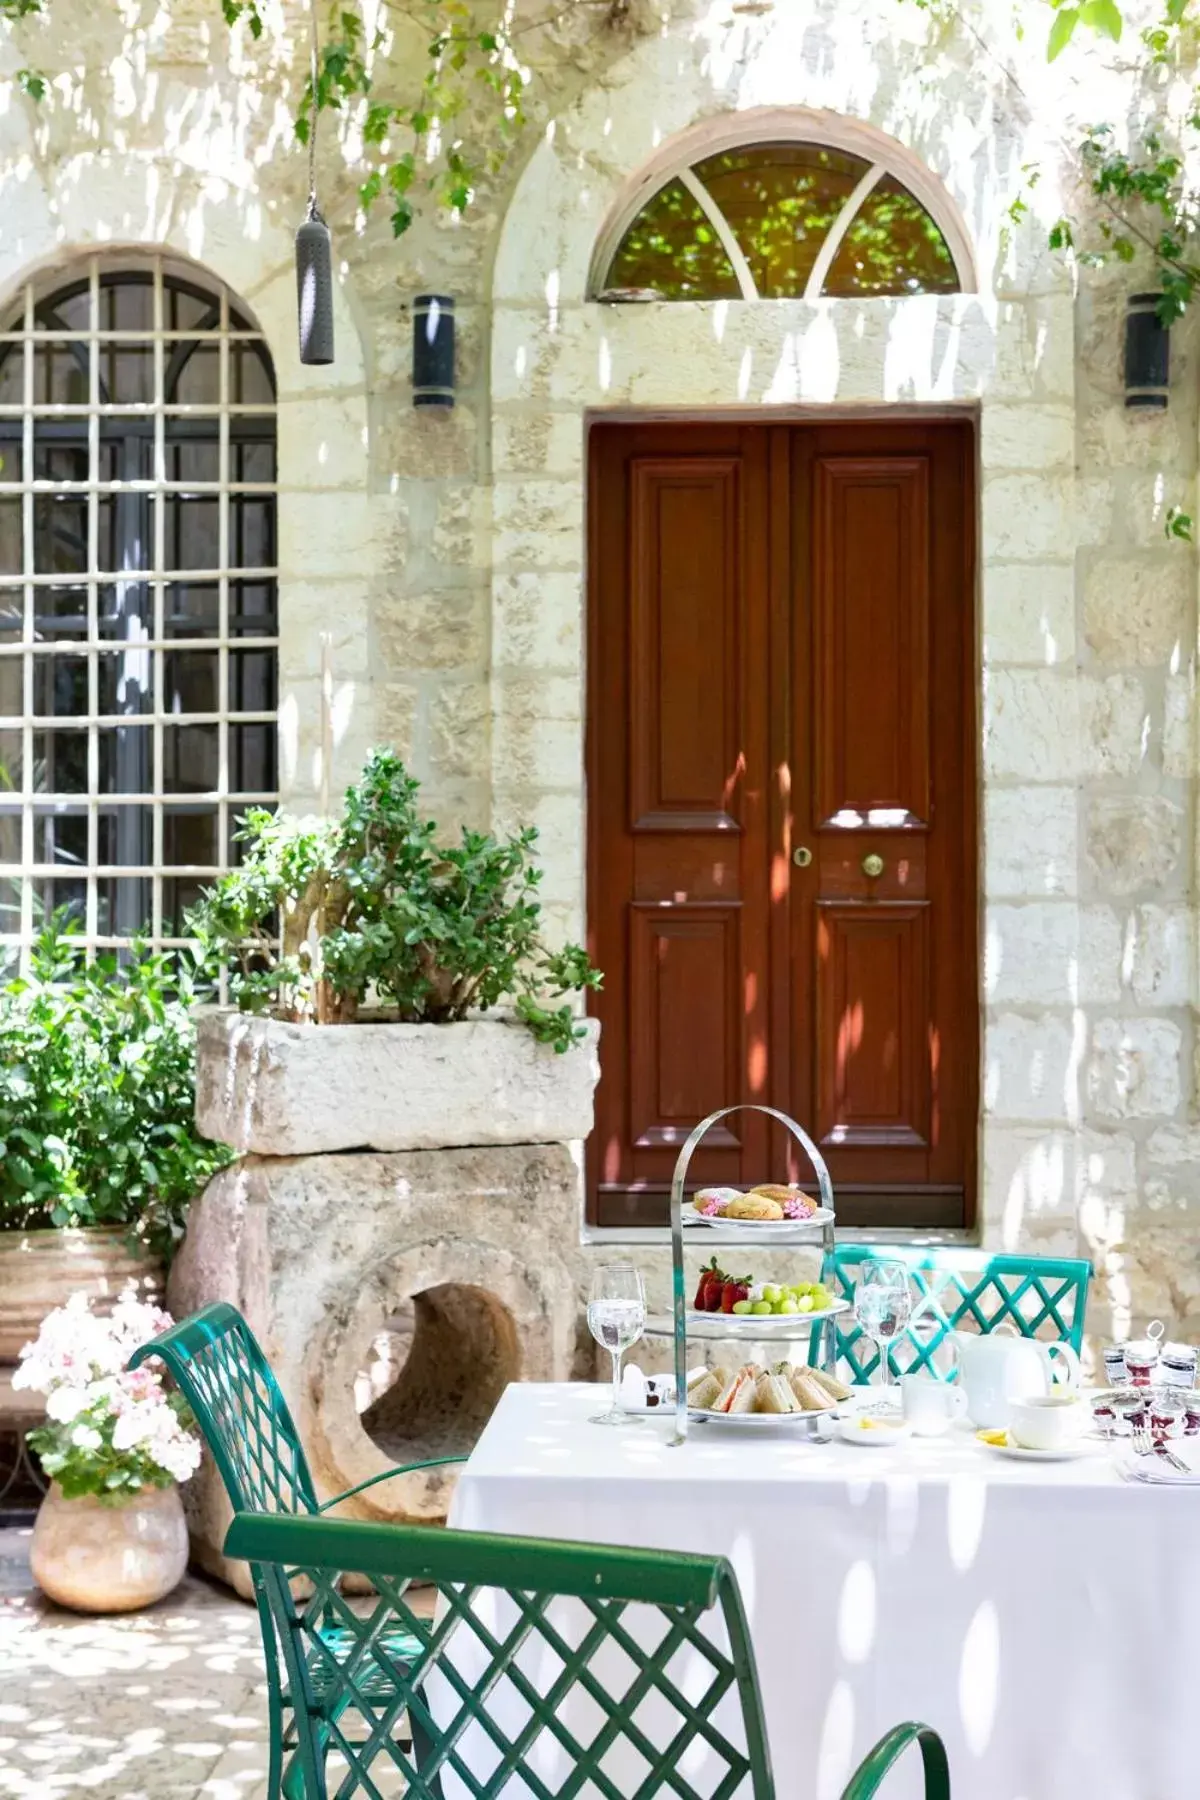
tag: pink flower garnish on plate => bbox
[783,1195,816,1219]
[696,1197,721,1216]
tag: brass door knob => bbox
[861,852,885,878]
[792,846,813,868]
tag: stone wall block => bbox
[1162,671,1195,780]
[373,588,488,675]
[1083,556,1191,668]
[493,411,584,478]
[1084,1017,1182,1120]
[985,903,1120,1006]
[984,670,1079,781]
[1123,905,1193,1007]
[493,571,583,671]
[428,679,491,782]
[984,787,1077,898]
[981,404,1074,471]
[985,1014,1076,1123]
[982,563,1075,667]
[1084,795,1183,897]
[1080,674,1147,779]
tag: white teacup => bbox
[901,1375,967,1437]
[1008,1393,1086,1452]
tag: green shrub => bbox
[189,748,601,1052]
[0,923,232,1256]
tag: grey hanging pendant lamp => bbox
[295,1,334,365]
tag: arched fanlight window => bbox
[0,255,278,963]
[597,139,964,302]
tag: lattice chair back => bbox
[129,1301,318,1516]
[819,1247,1092,1384]
[226,1509,776,1800]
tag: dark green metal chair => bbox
[817,1245,1092,1383]
[225,1507,951,1800]
[135,1303,950,1800]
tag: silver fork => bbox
[1132,1425,1189,1473]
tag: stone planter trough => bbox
[0,1227,164,1361]
[195,1008,601,1154]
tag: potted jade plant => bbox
[187,748,603,1155]
[13,1289,201,1612]
[0,927,232,1360]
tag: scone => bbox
[747,1183,798,1205]
[724,1191,785,1221]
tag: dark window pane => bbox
[34,807,87,866]
[164,805,218,866]
[230,342,275,404]
[98,342,154,405]
[230,722,275,793]
[33,654,87,717]
[230,648,276,713]
[33,586,87,642]
[33,342,89,405]
[230,493,273,567]
[606,177,741,301]
[97,482,153,574]
[34,494,88,574]
[162,876,205,934]
[170,343,219,404]
[0,348,23,405]
[98,581,152,640]
[164,580,219,638]
[97,805,151,866]
[165,439,219,483]
[98,277,153,332]
[0,437,21,485]
[33,437,88,483]
[0,501,22,574]
[696,143,869,298]
[36,284,89,331]
[166,285,218,331]
[165,494,218,570]
[0,875,20,934]
[0,655,21,715]
[230,580,276,637]
[0,729,21,791]
[97,651,152,715]
[34,728,87,793]
[164,649,218,714]
[34,876,86,928]
[163,722,217,792]
[98,724,152,795]
[0,590,20,644]
[0,808,19,862]
[823,174,959,296]
[232,438,275,483]
[97,875,152,936]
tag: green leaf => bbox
[1079,0,1123,39]
[1047,7,1081,56]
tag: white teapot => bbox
[950,1325,1080,1429]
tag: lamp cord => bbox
[307,0,321,221]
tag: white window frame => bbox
[589,107,977,300]
[0,252,278,965]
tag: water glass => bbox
[586,1263,647,1425]
[853,1259,912,1390]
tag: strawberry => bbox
[692,1257,724,1311]
[720,1277,752,1313]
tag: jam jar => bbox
[1183,1395,1200,1438]
[1160,1342,1198,1392]
[1102,1347,1128,1389]
[1149,1395,1185,1442]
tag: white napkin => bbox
[1119,1439,1200,1485]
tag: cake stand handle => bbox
[669,1105,836,1445]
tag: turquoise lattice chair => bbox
[225,1507,951,1800]
[137,1304,951,1800]
[817,1246,1092,1383]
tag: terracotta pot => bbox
[30,1481,188,1613]
[0,1227,164,1360]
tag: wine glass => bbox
[586,1263,646,1426]
[853,1260,912,1395]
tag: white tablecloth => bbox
[449,1383,1199,1800]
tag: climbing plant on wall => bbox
[0,0,639,236]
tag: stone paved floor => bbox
[0,1526,274,1799]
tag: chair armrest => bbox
[840,1723,950,1800]
[315,1455,470,1515]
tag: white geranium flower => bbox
[44,1385,91,1424]
[71,1425,103,1451]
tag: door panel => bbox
[588,417,976,1228]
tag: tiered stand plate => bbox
[649,1103,840,1445]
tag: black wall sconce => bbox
[1125,292,1169,408]
[413,295,455,407]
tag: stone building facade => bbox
[1,0,1198,1358]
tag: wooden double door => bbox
[587,418,977,1228]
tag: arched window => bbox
[0,255,278,962]
[597,139,964,302]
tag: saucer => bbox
[974,1428,1092,1462]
